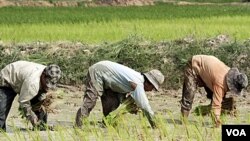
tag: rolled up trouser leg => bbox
[75,93,98,127]
[180,60,199,118]
[75,69,102,127]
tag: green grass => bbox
[1,16,250,43]
[6,0,246,3]
[1,4,250,24]
[1,112,249,141]
[1,87,249,141]
[0,4,250,43]
[0,2,249,141]
[2,35,250,89]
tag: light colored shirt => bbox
[0,61,46,104]
[192,55,230,116]
[90,60,154,116]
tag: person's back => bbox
[192,55,230,91]
[181,54,248,127]
[76,60,165,128]
[0,61,61,131]
[0,61,46,94]
[90,60,144,94]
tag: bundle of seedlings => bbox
[32,92,56,113]
[19,92,56,122]
[103,96,139,127]
[194,97,237,116]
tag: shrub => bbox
[1,36,249,89]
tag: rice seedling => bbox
[0,3,249,139]
[1,108,248,141]
[0,4,250,43]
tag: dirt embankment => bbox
[0,0,249,7]
[0,0,155,7]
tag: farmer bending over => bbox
[180,55,248,127]
[0,61,61,131]
[75,60,164,128]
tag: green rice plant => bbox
[103,96,136,127]
[0,131,12,141]
[1,109,248,141]
[154,114,171,140]
[194,105,211,116]
[1,4,250,24]
[1,16,250,43]
[1,4,250,43]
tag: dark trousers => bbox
[101,90,125,117]
[0,87,47,131]
[0,87,17,131]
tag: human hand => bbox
[127,102,139,114]
[28,114,39,127]
[215,118,221,128]
[214,115,221,128]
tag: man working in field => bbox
[0,61,61,131]
[75,60,164,128]
[180,55,248,127]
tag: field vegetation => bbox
[179,0,242,3]
[0,1,250,141]
[0,3,250,43]
[1,35,250,89]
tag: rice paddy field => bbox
[0,1,250,141]
[1,88,250,141]
[0,3,250,43]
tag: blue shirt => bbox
[90,60,154,116]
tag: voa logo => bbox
[226,129,246,136]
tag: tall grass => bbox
[0,2,249,140]
[1,16,250,43]
[1,4,250,24]
[0,4,250,43]
[2,111,246,141]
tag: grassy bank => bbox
[1,35,250,89]
[0,4,250,43]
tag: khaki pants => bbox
[180,59,213,114]
[75,72,125,127]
